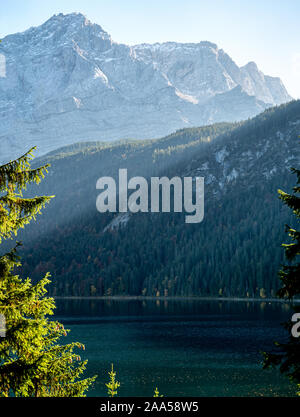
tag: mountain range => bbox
[0,12,292,163]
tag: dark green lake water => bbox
[54,298,297,397]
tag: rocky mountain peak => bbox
[0,13,293,163]
[1,12,111,52]
[243,61,259,71]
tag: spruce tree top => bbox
[0,147,54,243]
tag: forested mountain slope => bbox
[10,100,300,297]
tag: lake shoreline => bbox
[54,295,300,303]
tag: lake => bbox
[54,298,297,397]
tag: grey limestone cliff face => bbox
[0,13,292,163]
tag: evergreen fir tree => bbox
[0,148,96,396]
[276,168,300,299]
[263,168,300,390]
[153,387,163,397]
[0,147,52,243]
[105,364,120,397]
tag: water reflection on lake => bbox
[54,298,297,397]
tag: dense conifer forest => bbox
[5,100,299,298]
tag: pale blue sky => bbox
[1,0,299,97]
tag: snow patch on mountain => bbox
[0,13,293,163]
[215,148,229,163]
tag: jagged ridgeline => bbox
[9,100,300,297]
[0,12,292,164]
